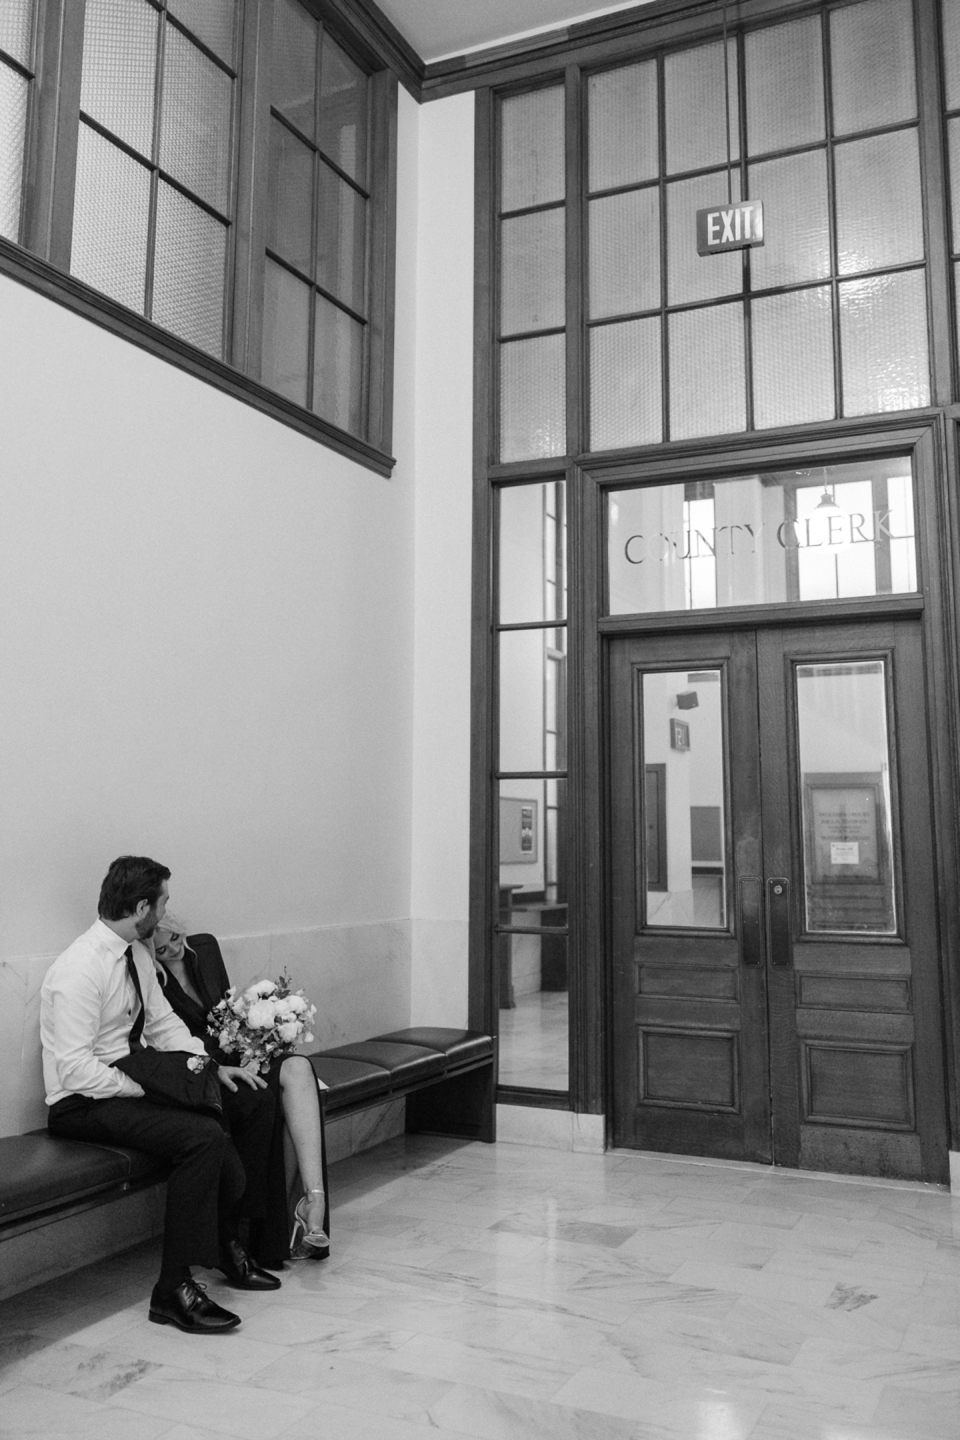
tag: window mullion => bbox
[25,0,85,268]
[230,0,271,376]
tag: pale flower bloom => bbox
[246,998,278,1029]
[250,979,278,998]
[277,1019,300,1044]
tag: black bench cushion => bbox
[318,1040,447,1086]
[0,1134,147,1222]
[373,1028,493,1067]
[308,1055,391,1107]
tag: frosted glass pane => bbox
[167,0,237,66]
[81,0,158,159]
[590,318,662,450]
[945,0,960,110]
[499,481,567,625]
[589,188,659,319]
[317,163,366,314]
[840,271,929,414]
[0,63,28,242]
[500,334,566,462]
[501,208,565,335]
[319,33,367,187]
[752,288,835,428]
[153,183,226,357]
[667,171,742,305]
[0,1,34,67]
[949,117,960,251]
[71,124,149,311]
[665,40,739,174]
[273,0,317,140]
[669,304,745,439]
[262,258,309,406]
[314,294,364,434]
[501,87,564,212]
[748,152,830,289]
[830,0,916,135]
[267,118,313,274]
[588,62,658,192]
[160,25,233,214]
[745,16,824,155]
[836,131,923,276]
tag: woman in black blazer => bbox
[152,916,330,1266]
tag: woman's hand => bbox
[217,1063,267,1091]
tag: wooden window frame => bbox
[0,0,399,476]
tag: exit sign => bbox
[697,200,764,255]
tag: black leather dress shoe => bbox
[216,1238,282,1290]
[149,1278,241,1333]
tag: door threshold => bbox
[607,1148,949,1195]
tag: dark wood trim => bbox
[0,236,396,474]
[916,0,955,407]
[230,0,271,377]
[497,1086,572,1109]
[598,595,926,636]
[366,67,398,454]
[24,0,84,268]
[317,0,425,100]
[468,87,497,1038]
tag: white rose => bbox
[250,979,277,998]
[246,999,278,1029]
[277,1020,300,1044]
[274,996,296,1018]
[286,995,307,1014]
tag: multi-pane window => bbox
[0,1,37,244]
[262,0,371,436]
[943,0,960,371]
[497,86,566,463]
[71,0,238,359]
[586,0,928,448]
[496,481,569,1092]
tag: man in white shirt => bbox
[41,855,281,1332]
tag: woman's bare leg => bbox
[279,1055,325,1232]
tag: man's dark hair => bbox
[98,856,171,920]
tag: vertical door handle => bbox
[738,878,763,966]
[767,877,792,968]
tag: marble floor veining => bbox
[0,1137,957,1439]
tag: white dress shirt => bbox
[41,917,209,1105]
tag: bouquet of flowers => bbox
[208,973,316,1073]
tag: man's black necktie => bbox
[125,946,146,1049]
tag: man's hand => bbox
[217,1063,267,1092]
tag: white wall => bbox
[408,89,476,1027]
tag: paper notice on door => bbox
[830,841,860,865]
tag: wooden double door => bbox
[609,618,948,1181]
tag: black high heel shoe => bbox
[289,1188,329,1260]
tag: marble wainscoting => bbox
[0,1137,957,1439]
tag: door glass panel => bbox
[641,670,726,929]
[498,482,567,625]
[607,457,917,615]
[796,661,897,934]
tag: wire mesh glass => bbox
[748,151,830,290]
[667,171,743,306]
[71,122,150,312]
[949,117,960,253]
[501,208,565,336]
[318,33,368,188]
[752,288,835,428]
[314,293,364,434]
[167,0,237,67]
[499,333,566,463]
[589,188,659,320]
[159,24,233,216]
[669,303,745,439]
[835,131,923,276]
[829,0,916,136]
[839,270,929,415]
[153,182,227,357]
[0,62,28,243]
[589,318,662,450]
[316,163,367,315]
[945,0,960,111]
[587,62,658,192]
[744,16,824,156]
[80,0,159,160]
[0,1,34,68]
[267,117,313,275]
[262,258,310,406]
[664,40,739,175]
[272,0,317,141]
[500,87,565,213]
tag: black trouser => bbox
[49,1096,246,1275]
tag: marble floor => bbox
[0,1135,958,1440]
